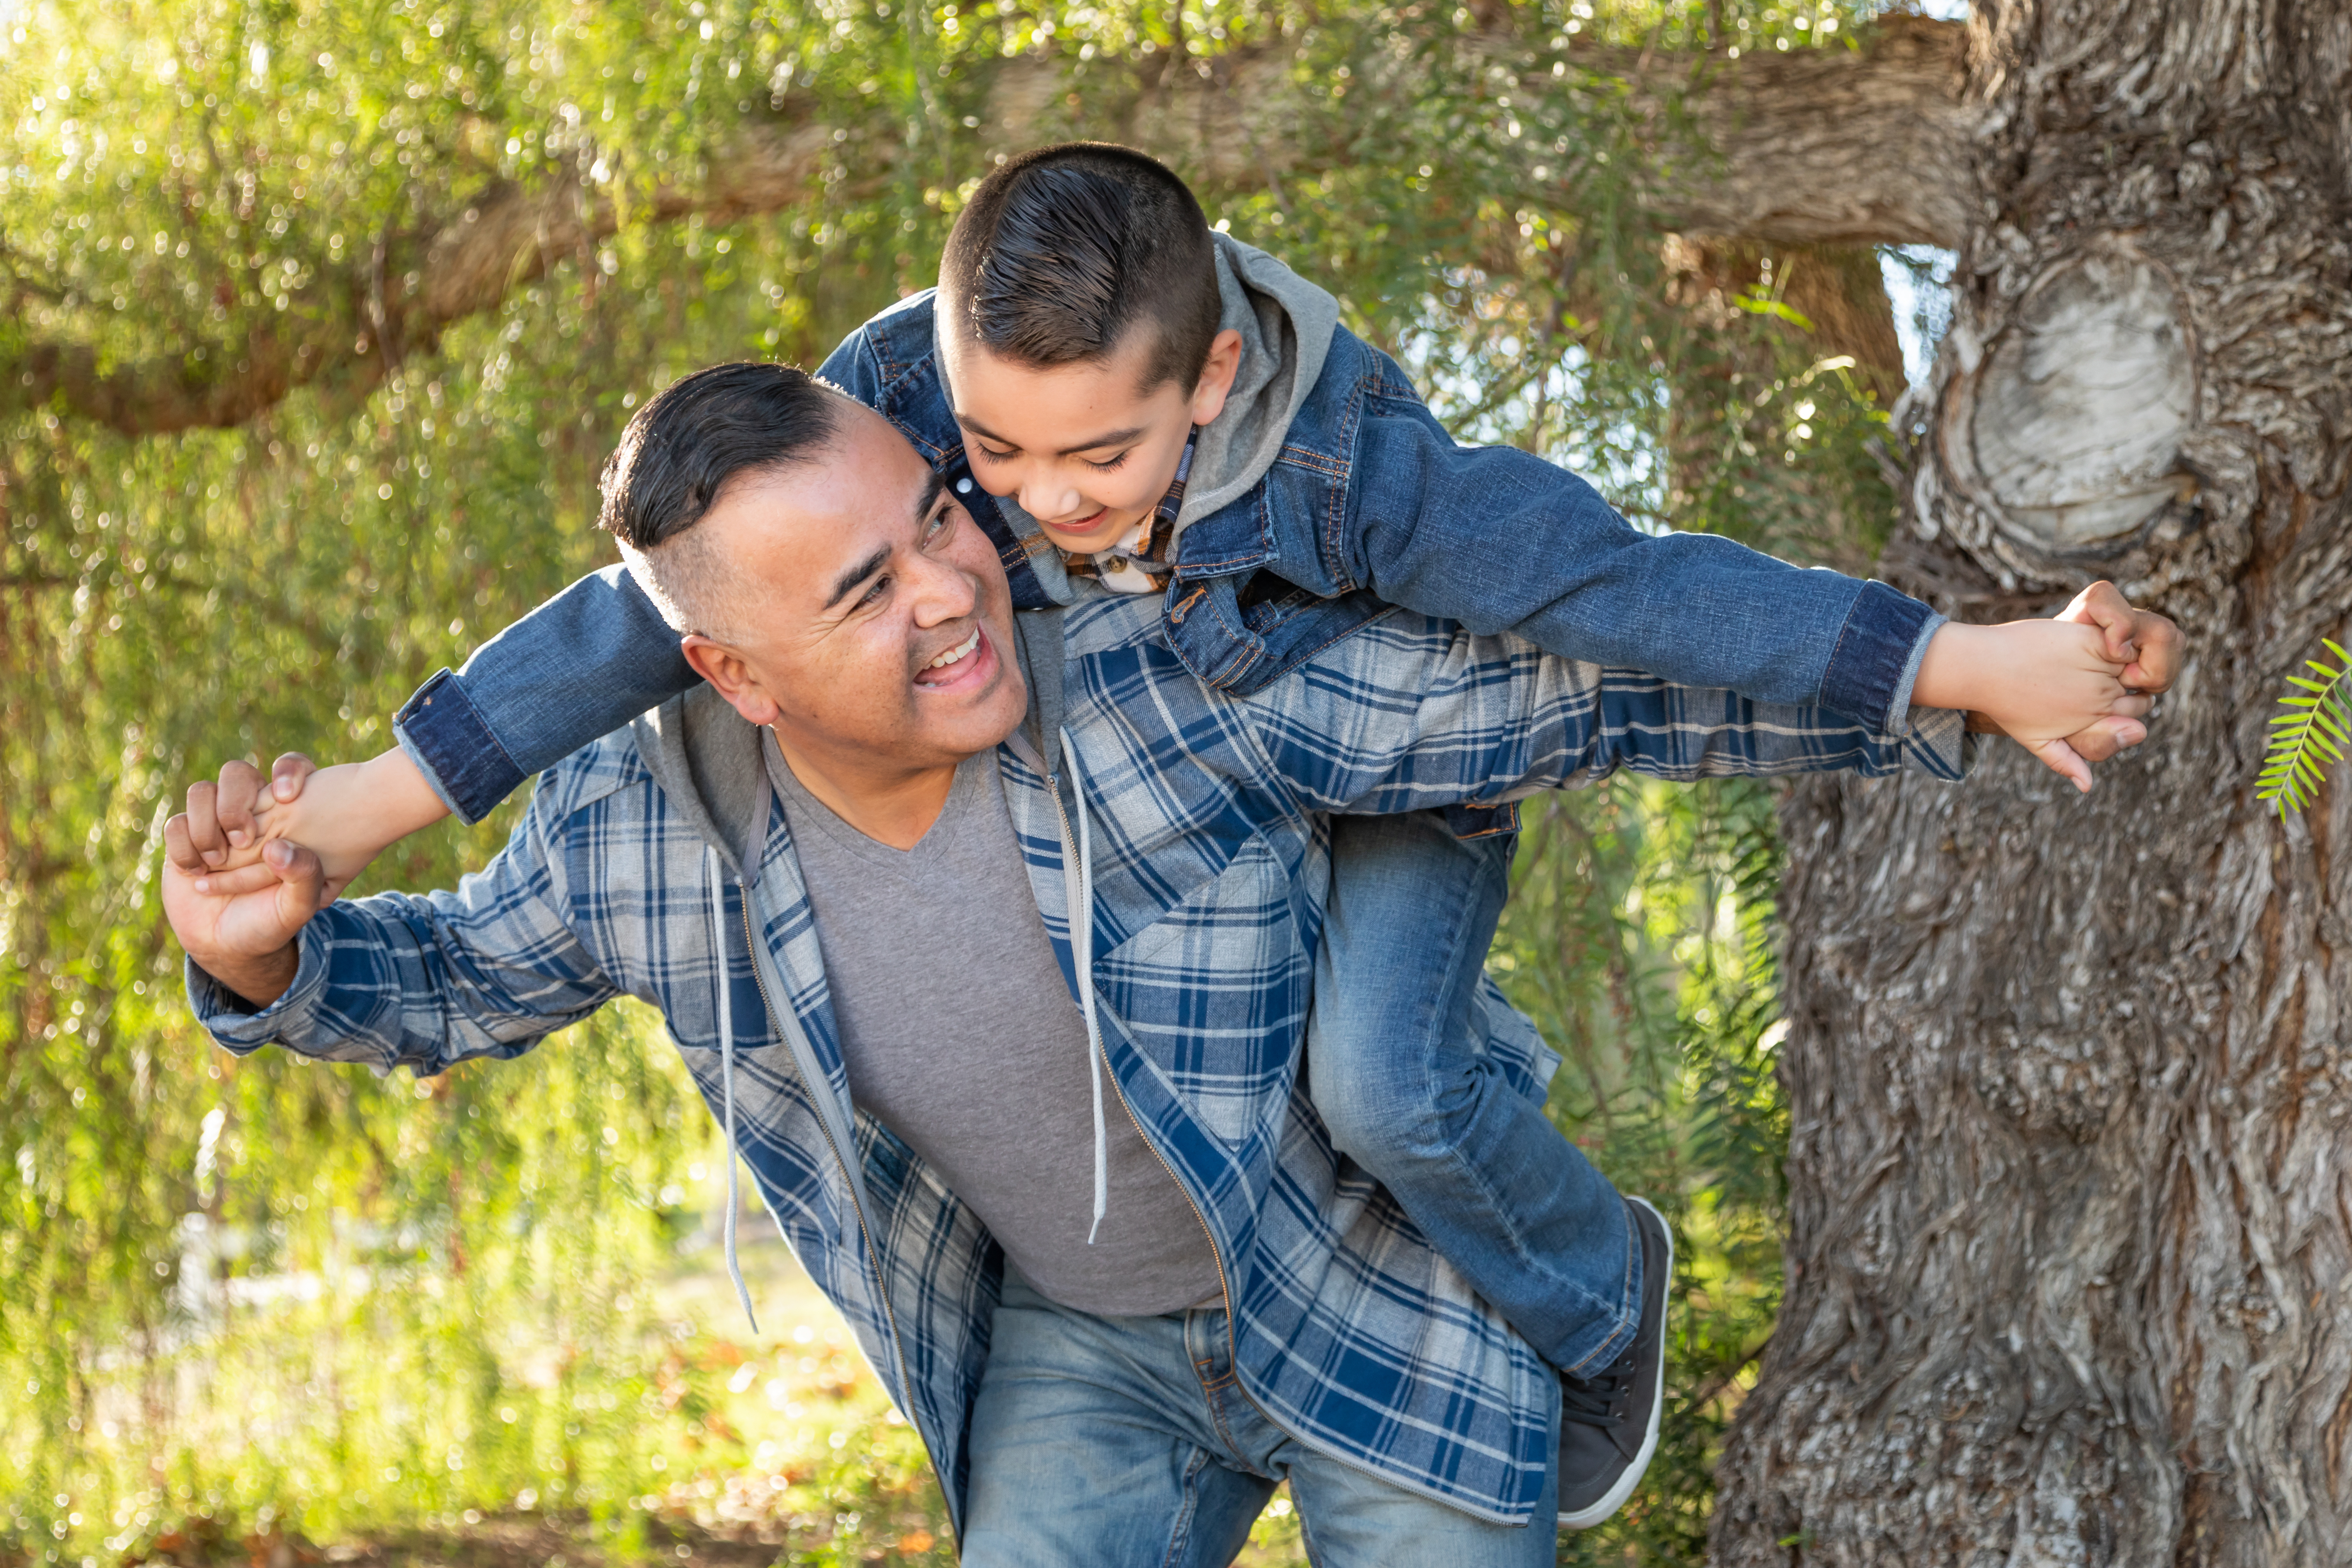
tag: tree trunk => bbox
[1712,3,2352,1563]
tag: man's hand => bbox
[163,764,332,1009]
[1916,581,2177,793]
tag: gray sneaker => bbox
[1556,1195,1671,1530]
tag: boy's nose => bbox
[1021,473,1084,522]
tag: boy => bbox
[213,144,2170,1529]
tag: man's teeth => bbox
[927,629,980,670]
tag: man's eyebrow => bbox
[819,472,946,612]
[956,412,1152,457]
[823,545,893,612]
[912,466,946,524]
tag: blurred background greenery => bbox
[0,0,1942,1562]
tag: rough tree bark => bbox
[1709,3,2352,1564]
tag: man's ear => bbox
[682,635,783,727]
[1187,329,1245,427]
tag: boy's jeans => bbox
[960,1271,1560,1566]
[1312,811,1639,1375]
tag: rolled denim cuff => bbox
[1819,580,1941,736]
[184,921,331,1051]
[394,669,526,826]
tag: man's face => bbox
[940,319,1240,557]
[684,403,1027,775]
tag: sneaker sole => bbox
[1557,1195,1672,1530]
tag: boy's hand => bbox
[176,746,451,895]
[2054,580,2181,694]
[1915,581,2176,794]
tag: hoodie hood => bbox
[1176,233,1341,531]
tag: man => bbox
[165,364,2143,1563]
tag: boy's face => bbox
[941,322,1243,557]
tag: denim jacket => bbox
[206,596,1970,1532]
[394,292,1941,824]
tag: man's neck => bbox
[769,729,965,850]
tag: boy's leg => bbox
[1311,809,1639,1373]
[960,1272,1275,1568]
[1310,810,1668,1525]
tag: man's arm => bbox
[1241,608,2157,817]
[163,774,621,1074]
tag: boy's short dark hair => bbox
[598,361,842,637]
[941,143,1222,393]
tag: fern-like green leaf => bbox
[2260,639,2352,816]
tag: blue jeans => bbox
[961,1271,1560,1566]
[1311,811,1639,1375]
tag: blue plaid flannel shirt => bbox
[193,595,1967,1529]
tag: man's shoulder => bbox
[525,726,660,829]
[1062,593,1168,659]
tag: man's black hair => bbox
[941,143,1222,393]
[598,361,841,551]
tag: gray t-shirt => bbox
[765,739,1222,1317]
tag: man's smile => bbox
[912,624,997,692]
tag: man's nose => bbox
[908,543,979,623]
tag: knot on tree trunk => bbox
[1922,245,2203,586]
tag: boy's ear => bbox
[1187,329,1246,427]
[682,635,783,727]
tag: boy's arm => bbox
[1335,383,1936,733]
[395,564,695,824]
[378,318,895,832]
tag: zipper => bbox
[737,895,926,1496]
[1044,772,1270,1425]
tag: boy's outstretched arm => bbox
[182,749,448,899]
[1255,595,2170,815]
[1332,380,2174,791]
[395,564,696,823]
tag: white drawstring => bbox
[1057,732,1111,1245]
[707,845,760,1336]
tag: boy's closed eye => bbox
[970,441,1132,473]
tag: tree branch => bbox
[7,20,1968,437]
[1633,15,1975,249]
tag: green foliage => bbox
[1490,779,1788,1564]
[0,0,1906,1561]
[2259,641,2349,817]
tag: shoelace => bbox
[1559,1353,1634,1429]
